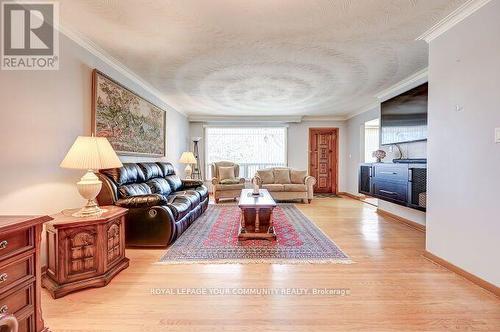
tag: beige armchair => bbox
[211,161,245,203]
[253,167,316,203]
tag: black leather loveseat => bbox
[96,162,208,247]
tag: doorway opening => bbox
[362,119,380,206]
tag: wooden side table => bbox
[0,215,52,332]
[42,206,129,299]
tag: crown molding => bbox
[57,24,187,117]
[345,103,379,120]
[416,0,491,43]
[188,115,303,123]
[301,115,347,122]
[376,68,428,101]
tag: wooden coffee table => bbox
[238,189,277,240]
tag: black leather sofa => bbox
[96,162,208,247]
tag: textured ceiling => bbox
[60,0,466,117]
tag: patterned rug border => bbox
[156,203,354,265]
[154,258,353,265]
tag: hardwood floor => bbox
[41,197,500,331]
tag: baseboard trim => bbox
[376,208,426,232]
[423,251,499,297]
[338,192,366,200]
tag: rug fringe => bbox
[154,259,354,265]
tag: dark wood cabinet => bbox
[0,215,52,332]
[359,163,427,211]
[42,206,129,299]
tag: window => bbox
[364,119,380,163]
[205,127,287,179]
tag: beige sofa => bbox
[253,167,316,203]
[211,161,245,203]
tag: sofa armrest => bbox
[304,176,317,201]
[304,176,316,186]
[181,179,204,189]
[115,194,167,209]
[211,178,219,186]
[239,177,245,184]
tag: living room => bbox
[0,1,499,331]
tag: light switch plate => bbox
[495,128,500,143]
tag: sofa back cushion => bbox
[290,170,307,184]
[165,174,182,191]
[101,163,146,186]
[273,169,291,184]
[156,162,176,176]
[139,162,164,180]
[257,169,274,184]
[118,183,152,198]
[147,178,172,196]
[218,166,235,180]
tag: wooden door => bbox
[309,128,338,194]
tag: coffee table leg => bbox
[268,208,276,239]
[255,208,260,232]
[239,210,246,234]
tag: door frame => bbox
[308,128,339,194]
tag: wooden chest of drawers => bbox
[0,215,52,332]
[42,206,129,299]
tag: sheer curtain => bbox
[205,127,287,179]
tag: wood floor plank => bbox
[41,197,500,331]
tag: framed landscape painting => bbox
[92,69,166,157]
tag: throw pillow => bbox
[257,169,274,184]
[218,166,235,180]
[290,170,307,184]
[274,169,291,184]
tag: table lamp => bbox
[179,151,197,179]
[60,136,123,217]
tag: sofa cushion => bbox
[283,184,307,192]
[214,183,245,191]
[218,166,235,180]
[146,178,172,196]
[139,162,164,180]
[170,190,200,209]
[192,185,209,201]
[156,162,176,176]
[290,170,307,184]
[257,169,274,184]
[118,183,152,198]
[262,184,284,192]
[165,174,182,191]
[165,196,191,221]
[220,178,241,184]
[101,163,146,186]
[274,169,291,184]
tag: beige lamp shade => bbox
[60,136,123,170]
[179,151,197,164]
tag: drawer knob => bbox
[0,273,7,283]
[0,304,8,314]
[0,240,7,250]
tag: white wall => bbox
[426,0,500,286]
[345,107,379,195]
[190,120,348,192]
[0,33,190,215]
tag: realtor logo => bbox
[1,1,59,70]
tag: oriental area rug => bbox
[158,204,351,264]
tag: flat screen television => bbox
[380,83,428,145]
